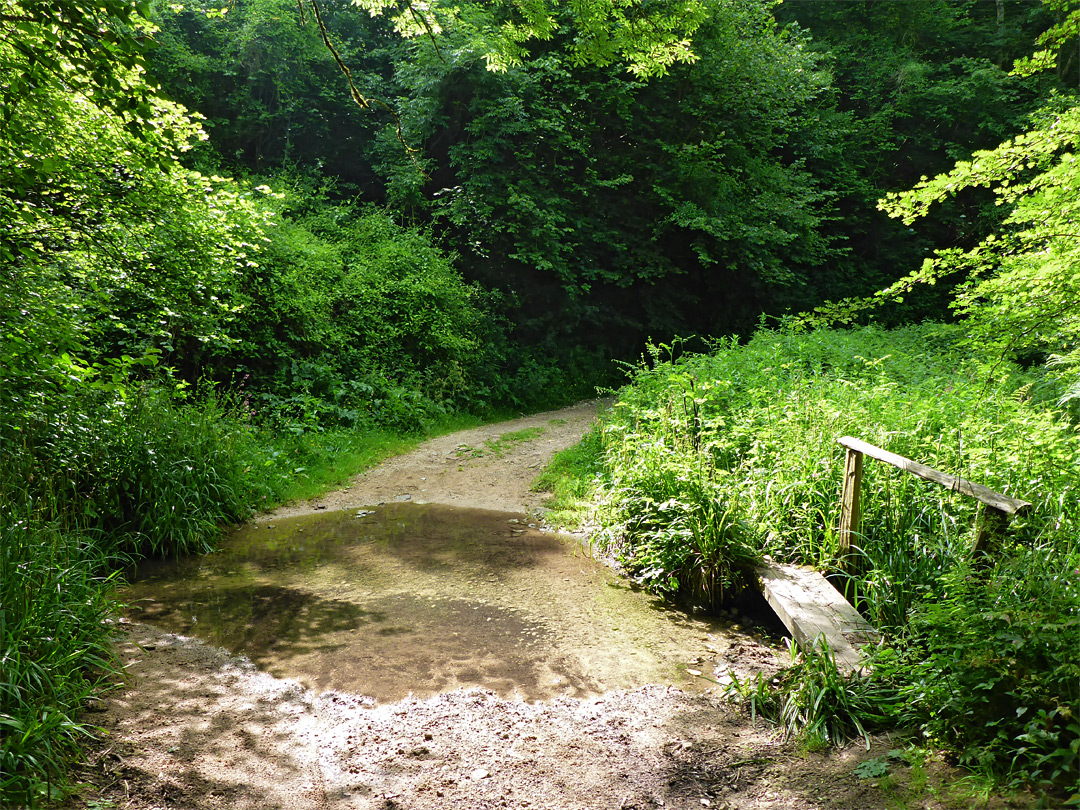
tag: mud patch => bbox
[124,503,782,702]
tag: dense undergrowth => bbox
[563,324,1079,800]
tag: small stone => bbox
[471,768,491,780]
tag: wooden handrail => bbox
[836,436,1031,559]
[838,437,1031,514]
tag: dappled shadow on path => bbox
[76,626,327,810]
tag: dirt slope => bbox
[61,401,1028,810]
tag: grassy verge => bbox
[251,411,486,506]
[0,384,491,807]
[578,324,1079,799]
[0,515,121,807]
[530,426,605,529]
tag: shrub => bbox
[726,638,900,749]
[0,506,121,806]
[227,200,499,429]
[594,323,1080,795]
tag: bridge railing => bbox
[836,436,1031,562]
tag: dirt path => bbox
[265,400,606,519]
[63,401,1021,810]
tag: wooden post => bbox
[838,446,863,559]
[973,505,1011,558]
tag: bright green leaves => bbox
[875,101,1080,402]
[1012,0,1080,78]
[879,103,1080,224]
[0,0,281,426]
[0,0,156,128]
[349,0,710,77]
[804,1,1080,408]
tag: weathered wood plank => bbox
[837,436,1031,515]
[837,446,863,556]
[756,562,878,674]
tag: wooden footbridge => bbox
[756,436,1030,673]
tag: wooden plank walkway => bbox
[756,562,878,674]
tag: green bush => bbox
[726,638,899,749]
[18,381,265,557]
[594,323,1080,796]
[895,551,1080,795]
[227,199,499,429]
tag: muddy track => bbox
[61,401,1023,810]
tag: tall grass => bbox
[0,500,122,806]
[727,637,901,750]
[592,323,1079,797]
[0,381,268,805]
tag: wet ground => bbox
[125,502,779,704]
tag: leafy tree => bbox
[878,96,1080,403]
[0,0,154,127]
[372,1,842,354]
[774,0,1065,315]
[811,0,1080,407]
[0,75,272,393]
[2,3,173,420]
[350,0,709,77]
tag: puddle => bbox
[124,503,772,702]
